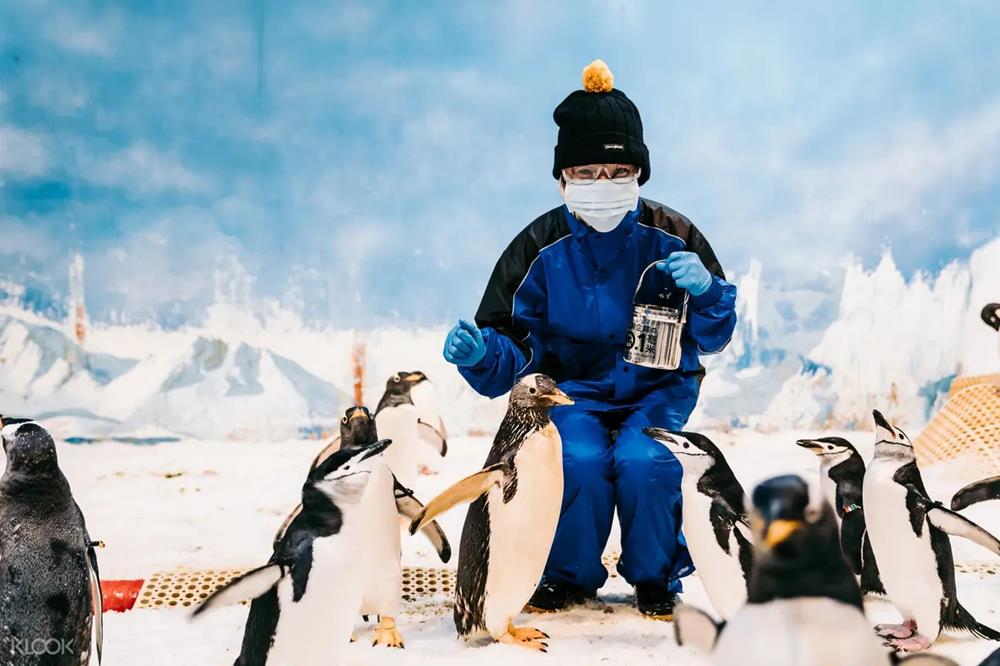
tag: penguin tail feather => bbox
[949,603,1000,641]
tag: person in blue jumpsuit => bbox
[442,61,737,618]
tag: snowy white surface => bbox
[54,429,1000,665]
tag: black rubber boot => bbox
[635,584,679,620]
[524,580,595,613]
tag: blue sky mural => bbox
[1,1,998,326]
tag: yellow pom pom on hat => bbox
[553,59,650,184]
[582,59,614,93]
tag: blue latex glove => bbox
[443,319,488,367]
[656,252,713,296]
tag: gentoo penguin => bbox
[641,429,752,620]
[406,370,449,458]
[796,436,885,596]
[952,476,1000,511]
[409,374,573,651]
[272,406,450,647]
[864,409,1000,651]
[375,372,428,488]
[0,418,103,665]
[194,440,393,665]
[674,474,956,666]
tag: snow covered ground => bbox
[54,429,1000,665]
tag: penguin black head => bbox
[748,474,861,608]
[643,429,723,474]
[309,439,391,505]
[1,419,59,475]
[339,406,378,448]
[509,373,574,410]
[384,371,428,396]
[982,303,1000,332]
[872,410,914,460]
[795,436,860,466]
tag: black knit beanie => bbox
[552,60,650,186]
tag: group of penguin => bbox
[646,412,1000,665]
[1,368,998,665]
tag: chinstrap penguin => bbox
[796,436,885,596]
[863,410,1000,652]
[272,406,450,648]
[0,417,104,665]
[674,474,956,666]
[194,440,394,665]
[409,374,573,651]
[641,429,752,620]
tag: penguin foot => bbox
[372,617,405,649]
[498,623,549,651]
[875,621,916,639]
[885,634,932,653]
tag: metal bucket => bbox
[623,263,688,370]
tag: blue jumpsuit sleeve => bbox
[459,225,553,398]
[685,274,737,354]
[679,221,738,355]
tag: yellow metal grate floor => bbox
[135,554,625,610]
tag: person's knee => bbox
[614,429,682,486]
[563,443,611,483]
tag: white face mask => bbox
[562,176,640,232]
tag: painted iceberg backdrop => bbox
[0,236,997,441]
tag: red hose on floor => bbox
[101,579,145,612]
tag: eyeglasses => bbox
[562,164,639,184]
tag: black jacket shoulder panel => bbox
[474,206,571,343]
[640,198,726,280]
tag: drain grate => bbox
[136,569,248,610]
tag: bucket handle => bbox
[633,260,690,311]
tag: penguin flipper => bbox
[673,603,723,653]
[273,503,303,550]
[310,436,343,472]
[192,564,286,617]
[839,510,866,574]
[924,504,1000,557]
[86,541,104,663]
[951,476,1000,511]
[408,463,506,535]
[394,476,452,563]
[417,419,448,457]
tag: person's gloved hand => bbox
[657,252,713,297]
[443,319,488,367]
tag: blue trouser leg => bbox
[613,406,693,591]
[543,406,614,592]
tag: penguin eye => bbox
[528,387,537,395]
[392,374,400,383]
[826,445,833,450]
[682,442,690,449]
[341,417,348,424]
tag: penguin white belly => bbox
[359,464,402,617]
[681,482,747,620]
[714,598,891,666]
[269,531,363,665]
[863,462,943,637]
[376,405,420,489]
[482,425,563,637]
